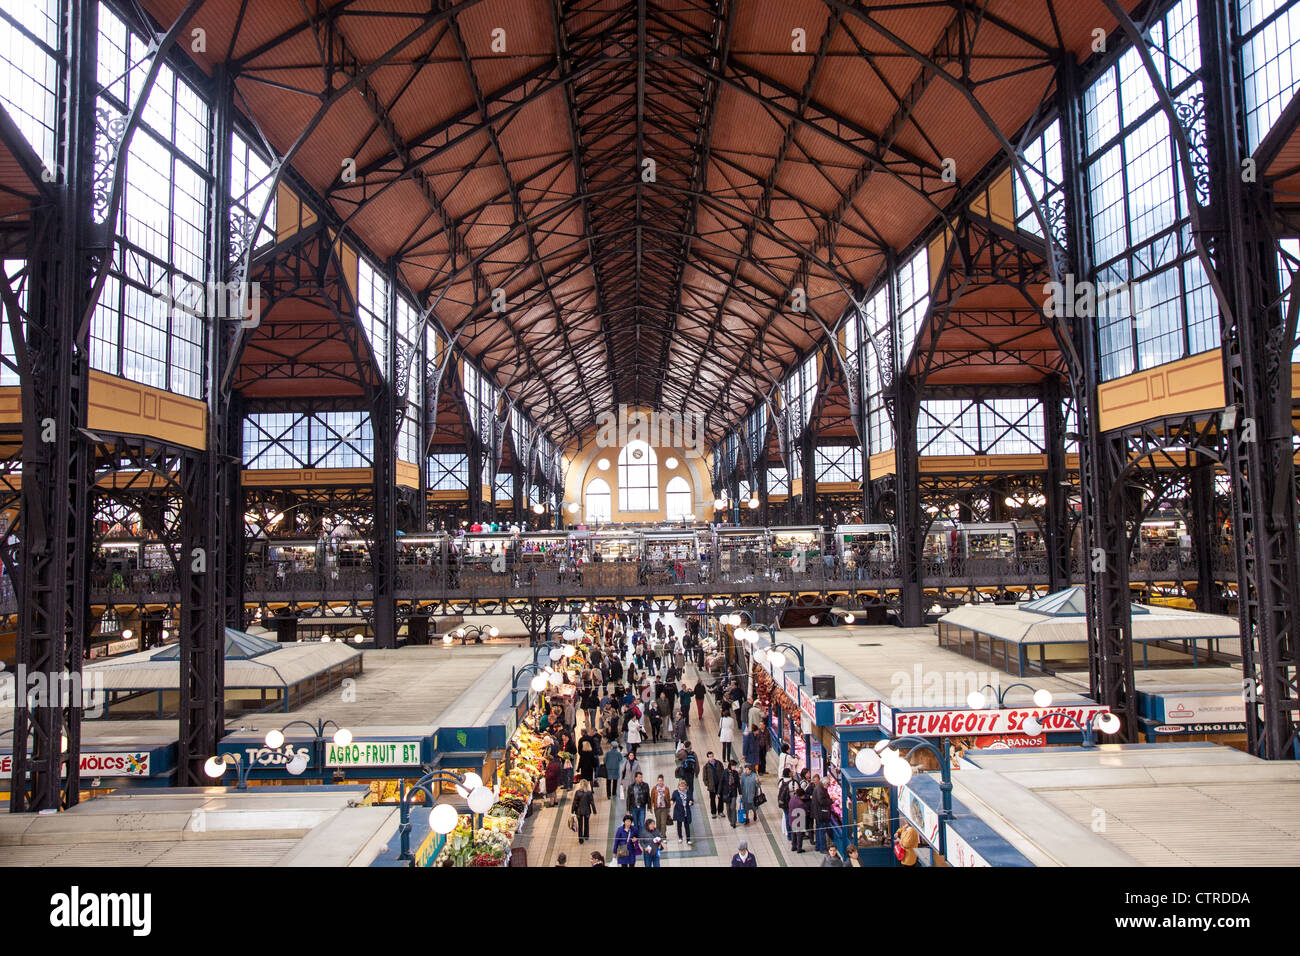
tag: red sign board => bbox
[891,705,1110,738]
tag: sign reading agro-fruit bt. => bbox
[891,705,1111,738]
[325,740,422,768]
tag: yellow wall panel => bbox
[242,468,373,487]
[0,386,19,425]
[396,460,420,489]
[1097,353,1225,432]
[86,371,206,450]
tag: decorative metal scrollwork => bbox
[1173,91,1212,208]
[92,107,129,224]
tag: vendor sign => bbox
[892,704,1110,738]
[897,784,941,848]
[325,740,422,768]
[0,751,151,779]
[832,700,882,727]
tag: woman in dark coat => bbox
[742,728,760,772]
[577,728,602,783]
[570,780,597,844]
[543,756,561,808]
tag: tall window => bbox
[1240,0,1300,151]
[356,256,389,374]
[618,440,657,511]
[894,246,930,372]
[0,0,59,171]
[1,259,27,387]
[91,4,210,398]
[665,476,693,520]
[861,285,894,455]
[1083,0,1215,381]
[585,477,612,523]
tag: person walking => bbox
[787,786,808,853]
[625,712,643,757]
[618,750,641,793]
[719,711,736,763]
[672,709,687,746]
[741,727,759,775]
[603,743,623,799]
[677,684,693,728]
[543,755,561,808]
[651,774,672,837]
[702,751,724,818]
[730,840,757,866]
[671,778,694,846]
[693,679,706,720]
[613,816,640,867]
[626,770,651,835]
[739,764,760,825]
[679,742,699,801]
[577,727,602,784]
[777,767,794,836]
[718,759,740,828]
[641,819,664,867]
[571,779,597,844]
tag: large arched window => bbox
[618,440,658,511]
[665,476,693,521]
[585,477,611,523]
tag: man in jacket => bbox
[741,727,760,773]
[679,743,699,801]
[602,744,623,800]
[651,774,672,837]
[701,751,724,817]
[810,775,832,852]
[677,684,693,727]
[693,679,707,719]
[730,840,757,866]
[626,770,651,835]
[718,759,741,828]
[673,710,688,745]
[739,764,760,825]
[670,779,694,845]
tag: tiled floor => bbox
[514,615,824,868]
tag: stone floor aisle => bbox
[513,614,825,867]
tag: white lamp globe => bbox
[883,756,913,787]
[567,502,580,514]
[843,613,855,624]
[320,636,331,643]
[532,503,544,515]
[467,786,495,815]
[286,753,308,776]
[769,651,787,670]
[809,615,819,624]
[429,803,460,835]
[442,633,454,645]
[461,771,483,791]
[548,671,563,687]
[874,739,893,754]
[730,614,742,627]
[1022,716,1043,737]
[748,497,759,509]
[453,628,465,640]
[714,498,726,510]
[854,748,882,775]
[753,649,768,665]
[1096,712,1121,735]
[486,625,500,638]
[333,728,353,747]
[264,729,285,749]
[203,756,227,779]
[353,633,365,644]
[122,628,133,640]
[549,647,563,662]
[967,690,987,709]
[1033,689,1054,708]
[562,645,576,658]
[530,674,549,693]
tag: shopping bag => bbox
[738,806,747,824]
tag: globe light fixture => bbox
[883,755,913,787]
[547,671,563,687]
[769,651,787,670]
[467,786,495,815]
[1097,711,1122,735]
[713,498,727,510]
[203,756,228,779]
[286,753,308,776]
[122,628,133,640]
[333,728,353,747]
[429,803,460,836]
[486,625,500,638]
[461,771,483,792]
[530,674,549,693]
[353,633,365,644]
[566,502,580,514]
[532,503,545,515]
[549,647,564,662]
[1021,716,1043,736]
[1033,689,1054,708]
[442,633,454,645]
[808,615,819,624]
[967,690,987,709]
[854,748,882,775]
[264,729,285,749]
[320,635,331,643]
[843,613,855,624]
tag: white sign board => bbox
[0,751,151,779]
[897,784,941,848]
[891,705,1111,738]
